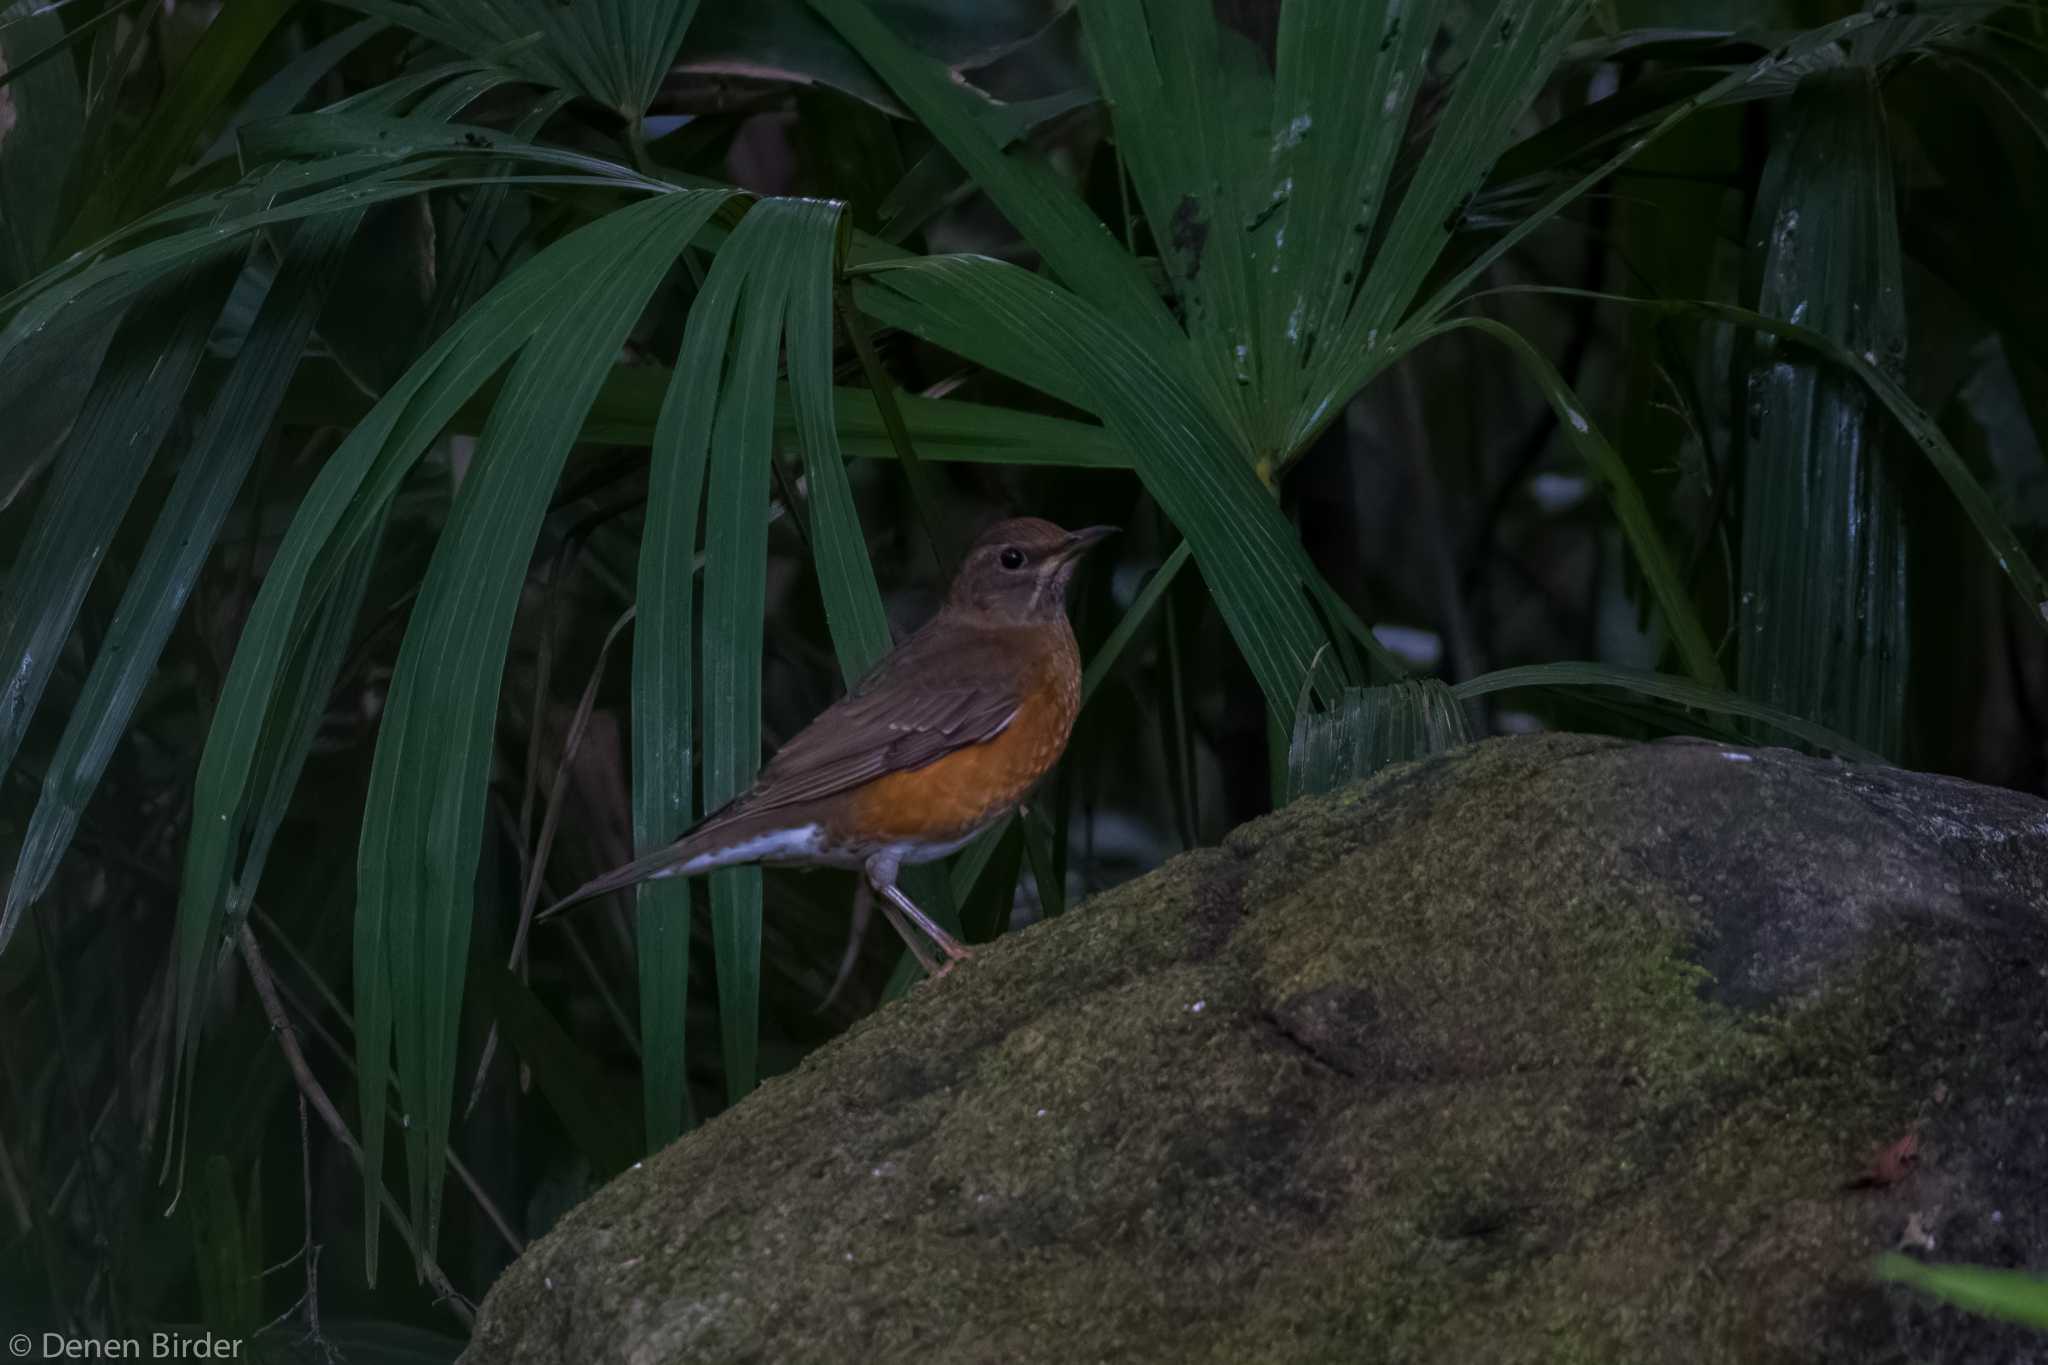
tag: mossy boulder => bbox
[466,733,2048,1364]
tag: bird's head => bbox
[945,517,1117,623]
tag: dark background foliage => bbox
[1,0,2044,1355]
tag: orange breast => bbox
[839,643,1080,845]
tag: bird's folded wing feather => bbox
[721,623,1024,815]
[536,625,1025,920]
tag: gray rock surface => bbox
[466,733,2048,1364]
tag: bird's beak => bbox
[1059,525,1119,559]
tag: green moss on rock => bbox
[466,734,2048,1364]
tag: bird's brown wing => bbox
[535,624,1023,923]
[721,621,1024,817]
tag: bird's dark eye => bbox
[998,547,1026,570]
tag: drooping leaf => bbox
[627,192,770,1147]
[164,186,702,1287]
[811,0,1174,340]
[1358,6,1959,424]
[697,207,809,1104]
[1450,661,1888,763]
[855,253,1341,729]
[788,205,893,683]
[1286,678,1475,802]
[681,0,1075,113]
[1411,314,1725,687]
[956,819,1025,943]
[5,211,359,953]
[337,0,703,118]
[354,188,728,1275]
[1489,285,2048,646]
[1736,66,1909,759]
[0,166,638,393]
[0,259,235,804]
[281,356,1134,465]
[238,509,391,909]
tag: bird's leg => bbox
[864,854,973,976]
[876,881,973,968]
[818,879,877,1012]
[874,894,943,977]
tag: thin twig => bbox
[512,606,638,971]
[295,1094,333,1359]
[247,919,527,1261]
[488,798,644,1053]
[467,606,638,1119]
[234,925,476,1328]
[518,544,573,897]
[834,276,958,578]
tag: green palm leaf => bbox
[355,188,729,1275]
[284,359,1133,466]
[812,0,1174,341]
[1486,285,2048,643]
[1407,314,1723,685]
[1737,66,1909,758]
[1451,662,1888,763]
[857,253,1340,728]
[0,260,236,807]
[3,210,356,951]
[1078,0,1270,439]
[1252,0,1441,447]
[61,0,295,246]
[338,0,704,118]
[627,193,762,1141]
[1310,1,1584,443]
[1287,678,1475,801]
[1875,1255,2048,1331]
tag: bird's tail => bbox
[534,843,698,923]
[535,804,795,924]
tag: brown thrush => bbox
[542,517,1114,975]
